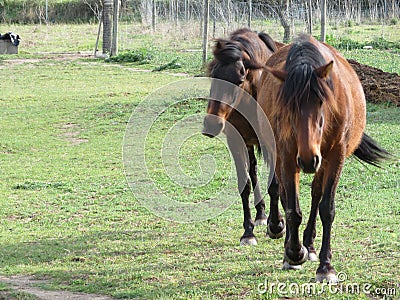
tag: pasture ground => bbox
[0,23,399,299]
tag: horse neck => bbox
[244,69,263,99]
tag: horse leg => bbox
[247,146,268,226]
[316,151,344,283]
[239,179,257,245]
[281,164,308,269]
[228,139,257,246]
[279,183,301,269]
[303,169,324,262]
[266,173,285,239]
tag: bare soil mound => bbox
[348,59,399,107]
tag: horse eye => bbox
[243,60,250,69]
[319,115,324,128]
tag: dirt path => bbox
[0,276,115,300]
[0,52,190,77]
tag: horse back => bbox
[317,41,366,155]
[259,37,366,156]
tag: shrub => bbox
[322,35,400,51]
[345,19,355,27]
[106,48,154,64]
[0,0,100,24]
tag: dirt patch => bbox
[0,52,93,68]
[348,59,400,107]
[0,275,115,300]
[59,123,88,145]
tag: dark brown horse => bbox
[202,28,286,245]
[258,34,389,282]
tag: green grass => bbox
[5,23,400,75]
[341,49,400,73]
[0,24,399,299]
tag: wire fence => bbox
[117,0,400,41]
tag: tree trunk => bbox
[111,0,119,56]
[173,0,179,27]
[152,0,156,31]
[320,0,327,42]
[275,0,291,43]
[227,0,232,28]
[184,0,188,21]
[202,0,209,65]
[213,0,216,37]
[248,0,252,28]
[307,0,312,34]
[103,0,112,54]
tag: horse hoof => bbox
[308,252,318,262]
[266,219,286,239]
[284,245,308,266]
[316,271,338,283]
[282,261,302,270]
[240,237,257,246]
[254,218,268,226]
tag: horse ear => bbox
[315,60,333,79]
[265,66,288,82]
[215,40,223,49]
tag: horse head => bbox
[267,44,334,173]
[203,39,264,138]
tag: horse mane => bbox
[280,35,333,113]
[208,28,275,76]
[257,32,278,53]
[230,29,275,68]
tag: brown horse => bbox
[258,34,389,282]
[202,28,286,245]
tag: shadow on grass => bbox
[0,227,297,299]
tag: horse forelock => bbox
[213,40,243,64]
[208,29,274,77]
[279,37,333,115]
[207,39,243,77]
[232,33,268,68]
[269,36,337,141]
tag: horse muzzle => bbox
[297,154,322,174]
[202,114,225,138]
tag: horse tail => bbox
[353,133,391,167]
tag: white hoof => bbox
[316,272,339,283]
[254,218,268,226]
[240,237,257,246]
[282,261,302,270]
[308,252,318,262]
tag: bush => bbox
[0,0,100,24]
[345,19,355,27]
[322,34,400,51]
[106,48,154,64]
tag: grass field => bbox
[0,23,399,299]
